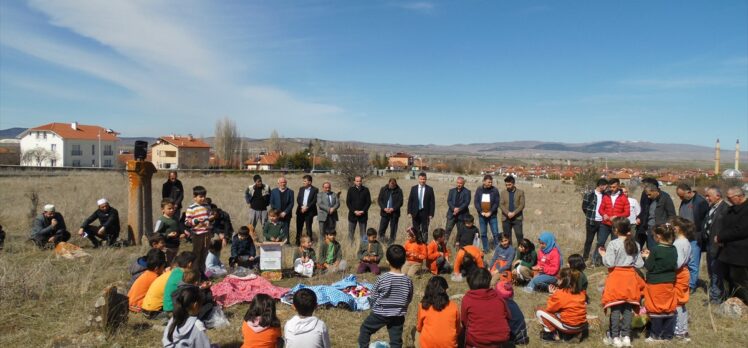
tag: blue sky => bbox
[0,0,746,146]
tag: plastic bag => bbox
[472,233,482,251]
[203,307,230,329]
[294,258,315,277]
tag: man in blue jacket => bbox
[473,175,500,252]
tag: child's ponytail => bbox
[612,217,638,256]
[167,286,202,343]
[558,267,582,294]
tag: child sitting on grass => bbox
[205,239,227,278]
[567,253,588,295]
[416,276,460,348]
[242,293,283,348]
[128,235,166,289]
[293,235,316,277]
[461,268,511,347]
[524,231,561,293]
[357,228,384,275]
[263,209,287,243]
[453,245,484,278]
[231,226,258,270]
[402,227,427,277]
[599,217,645,348]
[128,248,166,312]
[162,286,212,348]
[426,228,452,275]
[163,251,197,313]
[489,233,515,287]
[455,214,479,249]
[284,288,331,348]
[495,280,529,345]
[358,244,414,348]
[536,268,588,342]
[511,238,537,284]
[317,230,346,273]
[141,256,175,319]
[153,198,182,264]
[641,224,678,342]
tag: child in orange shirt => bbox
[128,248,166,312]
[453,245,485,277]
[426,228,451,275]
[416,276,460,348]
[402,227,427,276]
[536,268,588,342]
[242,293,282,348]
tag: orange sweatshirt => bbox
[544,289,587,327]
[416,301,460,348]
[128,270,159,312]
[241,320,282,348]
[142,269,172,311]
[405,240,427,263]
[426,240,451,274]
[453,245,484,274]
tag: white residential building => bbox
[18,122,120,167]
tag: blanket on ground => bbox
[211,274,289,307]
[281,274,374,311]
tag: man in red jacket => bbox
[461,268,511,347]
[596,178,630,265]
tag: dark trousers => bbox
[358,313,405,348]
[411,209,430,243]
[318,219,335,246]
[192,233,212,277]
[280,216,292,245]
[592,224,616,266]
[295,211,315,246]
[728,264,748,305]
[82,226,118,247]
[502,219,524,246]
[32,230,71,248]
[357,261,381,275]
[349,220,367,245]
[445,217,462,243]
[707,251,725,303]
[378,213,399,242]
[583,221,600,261]
[649,315,675,340]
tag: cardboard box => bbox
[259,243,283,271]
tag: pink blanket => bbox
[211,274,290,307]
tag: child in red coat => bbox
[461,268,511,347]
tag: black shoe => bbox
[540,331,558,342]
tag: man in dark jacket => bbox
[474,175,501,252]
[636,177,660,248]
[643,183,676,250]
[377,178,403,243]
[407,172,436,243]
[676,183,710,292]
[446,176,471,244]
[269,177,294,245]
[718,187,748,305]
[245,174,270,229]
[30,204,71,248]
[582,178,607,265]
[703,185,729,304]
[78,198,121,247]
[295,175,318,246]
[346,175,371,245]
[162,171,184,218]
[500,175,526,246]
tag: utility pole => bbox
[98,130,102,168]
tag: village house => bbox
[151,135,211,169]
[387,152,413,171]
[245,151,281,171]
[18,122,119,167]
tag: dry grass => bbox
[1,170,746,347]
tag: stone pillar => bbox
[126,160,157,245]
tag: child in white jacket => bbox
[284,288,331,348]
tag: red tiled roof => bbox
[26,122,119,141]
[155,136,210,149]
[245,152,280,166]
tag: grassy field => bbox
[1,170,746,347]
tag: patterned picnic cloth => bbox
[282,274,374,311]
[211,274,290,307]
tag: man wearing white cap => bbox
[78,198,121,248]
[30,204,70,248]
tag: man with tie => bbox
[295,175,319,246]
[408,172,436,243]
[347,176,372,245]
[377,178,404,243]
[445,176,471,245]
[317,181,340,245]
[269,177,294,245]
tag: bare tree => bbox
[214,117,239,168]
[269,129,283,154]
[336,144,371,184]
[21,147,57,166]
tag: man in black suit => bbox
[377,178,403,243]
[703,185,729,304]
[346,175,371,245]
[162,171,184,218]
[295,174,318,246]
[407,172,435,243]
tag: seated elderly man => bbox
[78,198,121,248]
[31,204,71,248]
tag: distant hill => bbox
[0,128,26,139]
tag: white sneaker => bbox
[622,336,632,347]
[613,337,623,348]
[645,337,662,344]
[603,334,614,346]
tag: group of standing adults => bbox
[582,177,748,306]
[242,173,526,254]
